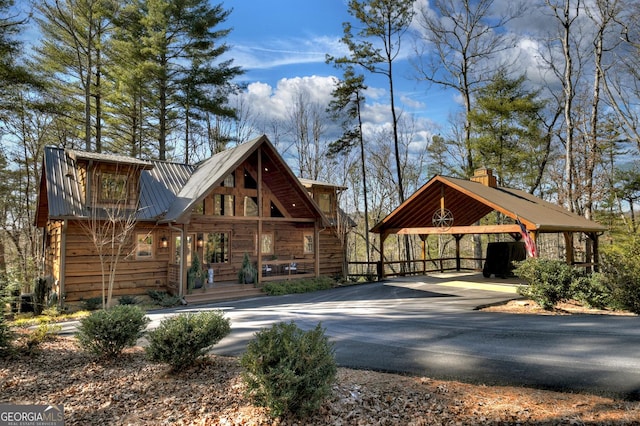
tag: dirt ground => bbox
[480,298,638,316]
[2,325,640,425]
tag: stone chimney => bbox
[470,168,497,187]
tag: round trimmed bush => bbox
[76,304,149,358]
[515,258,576,309]
[241,321,337,418]
[145,310,231,371]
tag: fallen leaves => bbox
[0,336,639,425]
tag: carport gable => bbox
[370,172,606,237]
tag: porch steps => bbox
[184,283,265,305]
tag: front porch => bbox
[183,282,264,305]
[168,259,317,304]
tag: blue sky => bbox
[222,0,455,147]
[226,0,348,83]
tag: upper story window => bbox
[221,173,235,187]
[244,169,257,189]
[244,196,258,216]
[214,194,234,216]
[317,192,333,215]
[98,172,129,203]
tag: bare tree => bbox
[79,163,144,308]
[332,0,414,203]
[413,0,524,177]
[287,90,328,180]
[541,0,582,211]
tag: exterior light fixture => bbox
[197,234,204,247]
[160,236,168,248]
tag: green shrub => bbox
[262,277,334,296]
[118,295,139,305]
[0,315,14,355]
[145,310,231,371]
[81,296,104,311]
[147,290,181,307]
[241,321,337,418]
[600,238,640,313]
[76,305,149,358]
[24,323,61,353]
[515,258,576,309]
[571,272,611,309]
[33,277,52,315]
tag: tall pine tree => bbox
[468,71,546,190]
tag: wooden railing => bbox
[347,257,483,281]
[168,263,180,293]
[260,259,315,281]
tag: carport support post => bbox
[378,232,388,280]
[419,234,427,274]
[586,232,600,272]
[564,232,574,265]
[454,234,463,271]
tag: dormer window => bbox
[317,192,333,215]
[98,172,129,203]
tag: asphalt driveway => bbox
[176,272,640,399]
[64,272,640,399]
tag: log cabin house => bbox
[35,135,348,306]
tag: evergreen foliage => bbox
[147,290,181,307]
[262,277,335,296]
[468,71,546,190]
[76,305,149,358]
[600,237,640,314]
[241,322,337,418]
[0,314,13,355]
[515,259,575,309]
[145,310,231,371]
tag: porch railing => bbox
[168,263,180,293]
[347,257,483,281]
[260,259,314,281]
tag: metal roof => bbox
[37,147,194,224]
[370,175,607,234]
[36,147,87,226]
[138,161,194,219]
[37,136,335,226]
[161,134,327,224]
[298,178,347,191]
[67,149,154,169]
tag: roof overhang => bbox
[371,174,607,236]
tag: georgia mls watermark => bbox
[0,404,64,426]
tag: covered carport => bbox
[370,169,608,278]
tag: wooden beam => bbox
[257,148,263,283]
[564,232,574,265]
[390,224,522,235]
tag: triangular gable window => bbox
[270,201,284,217]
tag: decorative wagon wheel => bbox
[432,208,454,231]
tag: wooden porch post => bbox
[379,231,387,280]
[454,234,463,271]
[315,220,320,277]
[59,219,68,308]
[178,224,187,298]
[257,147,263,284]
[419,234,427,275]
[563,232,574,265]
[592,233,600,272]
[587,232,600,272]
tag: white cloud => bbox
[400,95,426,110]
[229,35,348,70]
[238,75,339,124]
